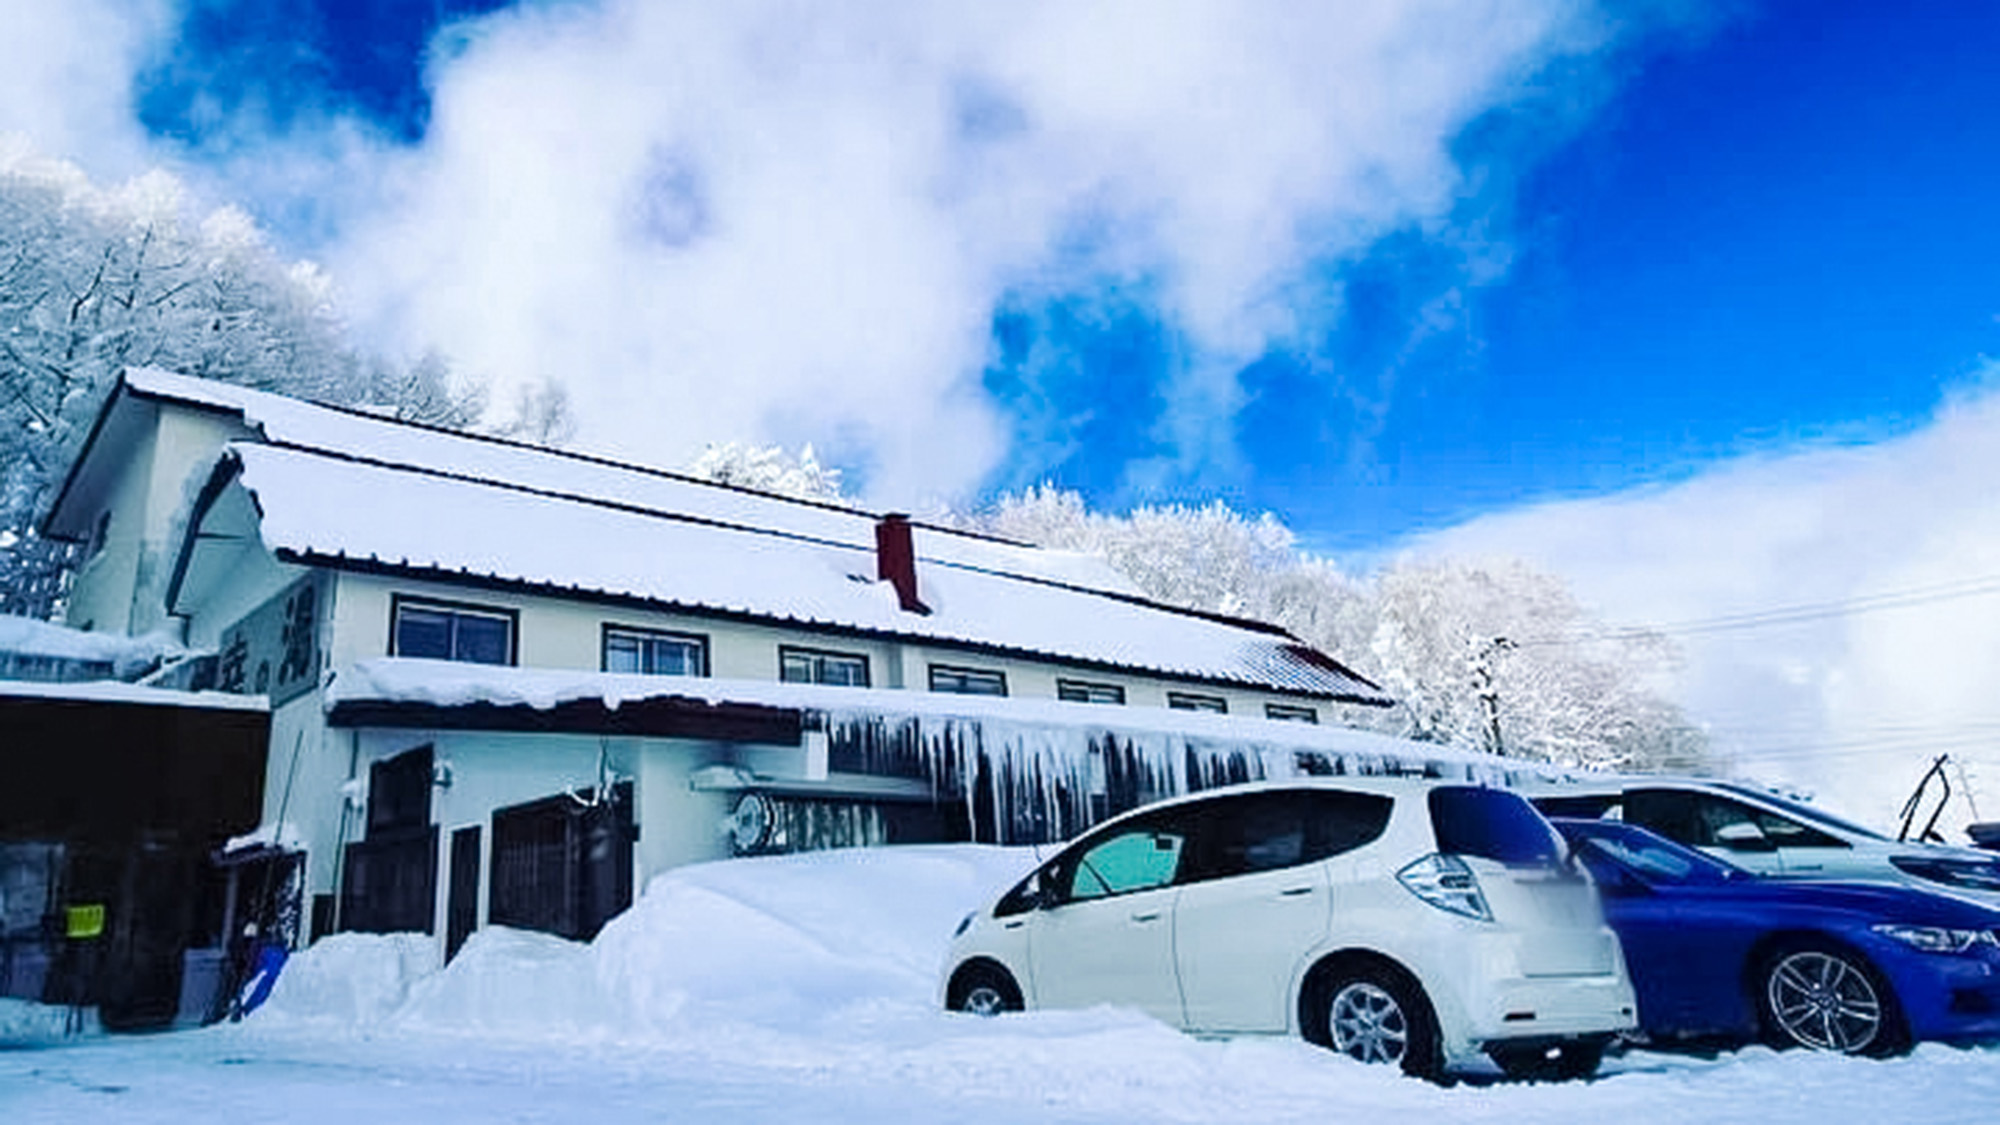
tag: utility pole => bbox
[1473,637,1515,758]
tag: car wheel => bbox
[1317,965,1443,1080]
[947,963,1022,1017]
[1758,944,1908,1056]
[1488,1038,1606,1082]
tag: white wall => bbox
[328,571,1333,720]
[333,726,760,961]
[64,400,252,636]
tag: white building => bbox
[41,368,1486,960]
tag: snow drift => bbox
[256,845,1039,1043]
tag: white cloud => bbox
[0,0,168,177]
[1,1,1650,504]
[1409,375,2000,839]
[310,0,1613,501]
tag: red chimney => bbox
[875,513,928,614]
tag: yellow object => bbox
[65,904,106,940]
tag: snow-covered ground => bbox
[5,845,1999,1123]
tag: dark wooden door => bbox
[445,826,481,962]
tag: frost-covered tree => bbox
[1361,558,1705,771]
[488,376,576,447]
[965,485,1706,771]
[355,351,488,431]
[688,442,851,505]
[0,145,486,615]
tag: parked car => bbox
[941,779,1637,1081]
[1551,817,2000,1055]
[1526,777,2000,905]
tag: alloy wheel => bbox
[1766,949,1882,1053]
[1329,981,1410,1065]
[960,984,1009,1017]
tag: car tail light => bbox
[1398,854,1492,922]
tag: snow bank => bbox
[0,998,95,1045]
[256,845,1037,1044]
[255,932,438,1027]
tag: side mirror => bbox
[1029,870,1065,910]
[1714,822,1777,853]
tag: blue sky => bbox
[24,1,2000,554]
[11,0,2000,815]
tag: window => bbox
[1064,823,1187,901]
[391,597,516,665]
[367,745,435,837]
[930,664,1007,696]
[1182,791,1393,883]
[602,626,708,676]
[1430,787,1563,867]
[1167,691,1228,714]
[1265,703,1318,723]
[1626,789,1846,851]
[780,646,870,687]
[1058,679,1125,705]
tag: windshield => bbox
[1430,786,1564,866]
[1559,821,1740,886]
[1712,782,1890,842]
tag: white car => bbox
[941,779,1637,1081]
[1525,777,2000,906]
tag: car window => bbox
[1628,789,1846,850]
[1623,788,1706,844]
[1533,794,1621,820]
[1066,826,1187,901]
[1181,791,1393,884]
[1713,782,1886,842]
[1745,808,1847,849]
[1430,786,1563,866]
[1579,833,1705,883]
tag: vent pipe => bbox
[875,513,929,614]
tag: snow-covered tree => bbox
[0,144,487,615]
[1361,558,1704,770]
[965,486,1706,772]
[488,376,576,447]
[688,442,851,506]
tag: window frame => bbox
[929,663,1009,697]
[778,644,871,687]
[600,624,710,677]
[389,594,519,666]
[1264,702,1318,724]
[1167,691,1229,714]
[1057,679,1126,705]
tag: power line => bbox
[1515,571,2000,647]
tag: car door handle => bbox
[1130,911,1162,923]
[1279,886,1315,897]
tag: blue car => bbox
[1551,818,2000,1055]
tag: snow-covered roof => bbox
[328,659,1469,767]
[0,615,181,667]
[222,444,1381,699]
[0,676,267,711]
[117,367,1139,596]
